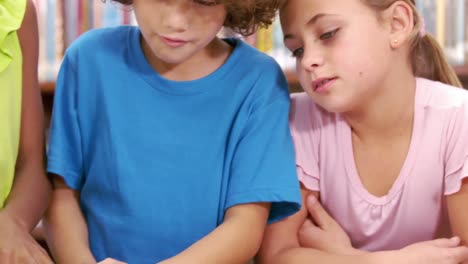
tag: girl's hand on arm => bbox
[159,202,271,264]
[447,178,468,264]
[386,237,468,264]
[298,194,360,255]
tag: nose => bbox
[300,47,324,71]
[162,1,190,32]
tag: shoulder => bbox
[17,0,38,50]
[417,78,468,110]
[417,78,468,143]
[65,26,135,62]
[0,0,27,29]
[229,38,284,76]
[225,39,290,106]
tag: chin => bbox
[316,100,353,114]
[156,53,193,65]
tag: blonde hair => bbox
[364,0,462,87]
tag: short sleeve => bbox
[0,0,26,72]
[289,94,321,192]
[47,53,85,190]
[444,100,468,195]
[225,66,301,224]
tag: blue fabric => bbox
[47,26,301,263]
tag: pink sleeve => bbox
[290,94,320,192]
[444,101,468,196]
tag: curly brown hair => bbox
[110,0,281,36]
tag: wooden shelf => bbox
[454,65,468,76]
[285,65,468,86]
[285,71,298,86]
[40,82,55,94]
[39,65,468,93]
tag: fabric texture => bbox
[0,0,26,208]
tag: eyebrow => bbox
[283,13,335,41]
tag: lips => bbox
[160,35,188,47]
[311,77,338,93]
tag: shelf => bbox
[39,65,468,93]
[40,82,55,94]
[454,65,468,76]
[285,71,298,86]
[285,65,468,86]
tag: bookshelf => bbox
[39,66,468,93]
[37,0,468,93]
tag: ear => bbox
[383,1,414,49]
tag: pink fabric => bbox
[289,78,468,251]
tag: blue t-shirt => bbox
[47,26,301,263]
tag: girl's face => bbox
[133,0,227,66]
[280,0,394,113]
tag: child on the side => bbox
[258,0,468,263]
[0,0,52,263]
[44,0,301,263]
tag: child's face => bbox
[280,0,394,113]
[133,0,227,65]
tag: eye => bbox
[193,0,218,6]
[320,28,340,40]
[291,47,304,58]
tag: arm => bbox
[447,178,468,259]
[159,202,270,264]
[43,175,96,264]
[2,0,51,234]
[256,187,373,264]
[256,187,468,264]
[0,1,53,262]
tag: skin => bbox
[257,0,468,263]
[45,1,271,263]
[0,0,53,263]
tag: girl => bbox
[0,0,52,263]
[44,0,301,263]
[258,0,468,263]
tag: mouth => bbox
[311,77,338,93]
[160,35,188,47]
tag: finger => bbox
[302,218,317,229]
[298,219,322,243]
[16,251,38,264]
[426,237,460,248]
[0,249,13,263]
[31,244,53,264]
[306,195,332,228]
[451,246,468,262]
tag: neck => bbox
[344,70,417,143]
[142,37,232,81]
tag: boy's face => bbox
[280,0,394,113]
[133,0,227,67]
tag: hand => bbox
[97,258,127,264]
[298,195,358,255]
[0,212,53,264]
[393,237,468,264]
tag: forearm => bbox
[3,163,51,231]
[43,187,95,264]
[161,203,270,264]
[268,247,389,264]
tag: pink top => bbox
[289,78,468,251]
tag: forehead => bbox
[280,0,368,30]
